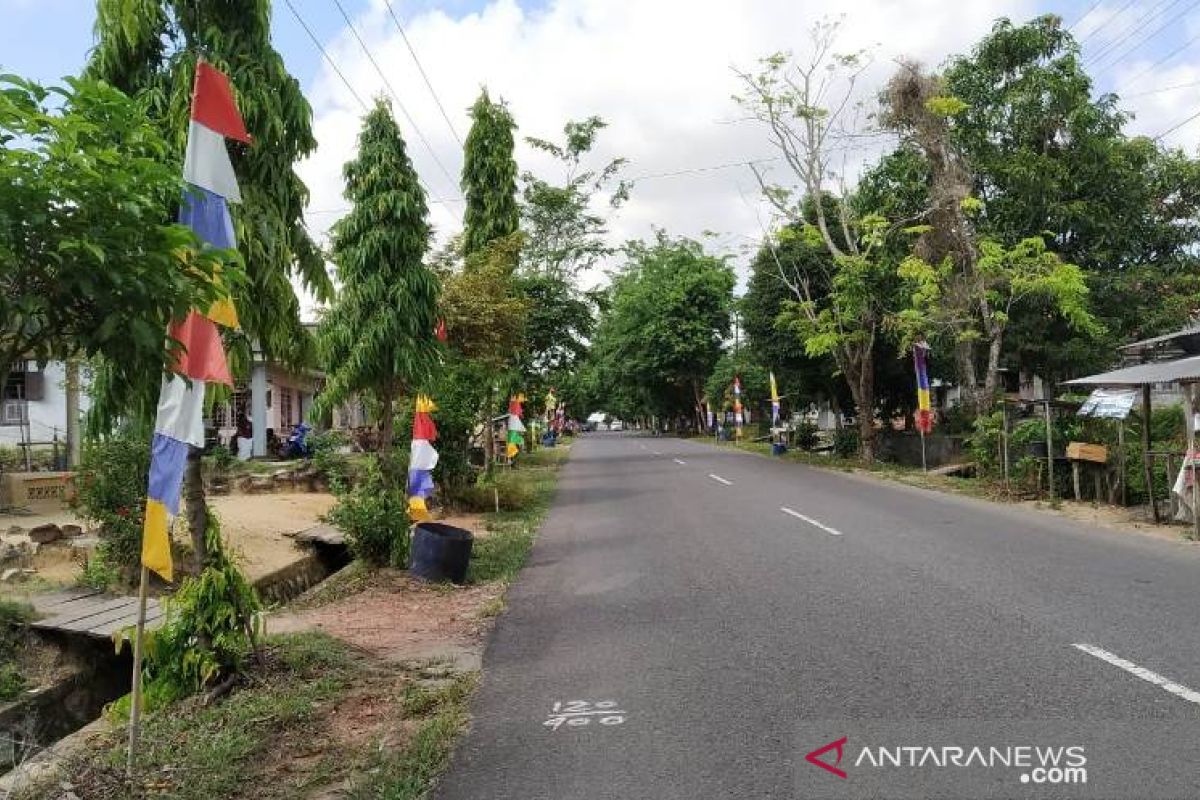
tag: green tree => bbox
[314,99,440,463]
[461,90,519,257]
[589,234,734,427]
[736,22,912,461]
[520,116,628,280]
[881,61,1098,410]
[741,222,852,421]
[90,0,331,363]
[0,75,231,393]
[943,14,1200,379]
[89,0,330,571]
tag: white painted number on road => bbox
[544,700,627,731]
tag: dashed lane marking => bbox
[709,474,733,485]
[780,506,843,536]
[1072,644,1200,705]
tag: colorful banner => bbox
[733,376,744,437]
[141,61,249,582]
[913,341,934,435]
[407,395,439,521]
[506,394,526,459]
[770,371,781,427]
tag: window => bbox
[2,365,27,426]
[279,388,293,427]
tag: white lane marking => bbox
[780,506,843,536]
[708,473,733,485]
[639,444,647,450]
[651,450,662,455]
[673,458,687,465]
[1072,643,1200,705]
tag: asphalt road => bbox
[431,433,1200,800]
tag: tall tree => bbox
[314,99,440,464]
[942,14,1200,378]
[461,89,519,258]
[89,0,329,566]
[520,116,628,280]
[736,26,918,461]
[882,61,1097,411]
[89,0,331,366]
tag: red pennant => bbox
[191,61,251,143]
[168,310,232,385]
[412,412,437,442]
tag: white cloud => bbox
[297,0,1051,300]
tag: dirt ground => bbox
[269,512,498,670]
[210,492,337,580]
[1017,497,1199,544]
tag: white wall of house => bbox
[0,361,89,448]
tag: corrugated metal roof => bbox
[1117,324,1200,355]
[1063,355,1200,387]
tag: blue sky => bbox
[5,0,1200,292]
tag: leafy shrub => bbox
[119,514,262,709]
[833,427,859,459]
[77,544,122,591]
[205,443,236,475]
[310,429,353,490]
[0,600,33,701]
[72,425,151,582]
[794,421,820,451]
[323,455,411,567]
[450,471,537,512]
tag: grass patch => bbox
[709,438,1000,500]
[348,672,478,800]
[467,446,568,584]
[65,632,362,800]
[0,599,34,702]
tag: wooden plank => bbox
[59,599,149,633]
[91,606,164,639]
[29,588,104,611]
[32,597,138,630]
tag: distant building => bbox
[1,361,85,450]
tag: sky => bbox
[6,0,1200,301]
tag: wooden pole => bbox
[1002,403,1010,492]
[1118,422,1127,507]
[1142,385,1159,523]
[1045,400,1055,501]
[126,565,150,778]
[1191,385,1199,541]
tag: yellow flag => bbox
[141,499,174,582]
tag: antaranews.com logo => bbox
[805,736,1087,787]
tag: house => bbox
[1,361,84,452]
[1,352,326,462]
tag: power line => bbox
[1154,106,1200,140]
[1077,0,1137,46]
[382,0,464,147]
[282,0,368,112]
[626,156,782,183]
[1121,29,1200,86]
[305,155,786,219]
[1089,0,1199,72]
[1068,0,1105,31]
[330,0,461,194]
[1084,0,1180,67]
[1122,78,1200,98]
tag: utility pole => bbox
[65,358,81,468]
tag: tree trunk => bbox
[954,338,980,415]
[184,446,208,572]
[65,358,82,468]
[855,347,876,464]
[981,326,1004,412]
[379,387,395,462]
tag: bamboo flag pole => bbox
[126,565,150,778]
